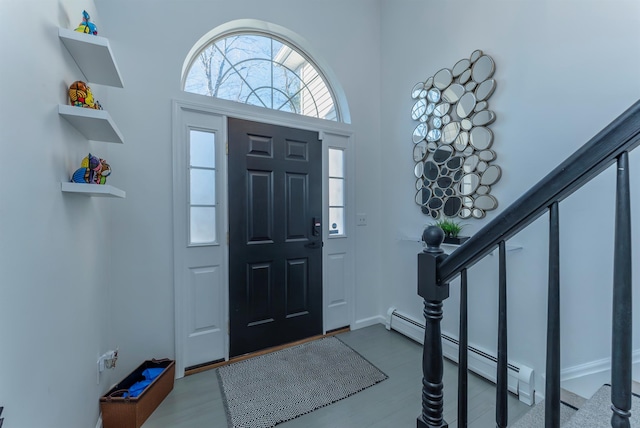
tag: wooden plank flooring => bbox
[142,324,531,427]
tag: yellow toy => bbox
[68,81,102,109]
[75,10,98,35]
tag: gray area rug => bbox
[216,337,388,428]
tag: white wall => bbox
[379,0,640,396]
[0,1,117,427]
[95,0,384,380]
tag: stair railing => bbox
[417,99,640,428]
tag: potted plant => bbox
[433,218,469,245]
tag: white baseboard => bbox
[353,315,386,330]
[561,349,640,382]
[385,307,535,405]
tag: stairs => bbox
[512,385,640,427]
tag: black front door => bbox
[228,118,323,357]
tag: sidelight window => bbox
[328,148,345,236]
[189,129,217,245]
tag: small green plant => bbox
[433,218,465,237]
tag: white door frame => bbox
[172,96,355,378]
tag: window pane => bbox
[190,169,216,205]
[329,178,344,206]
[190,207,216,244]
[329,148,344,177]
[183,33,339,122]
[190,130,215,168]
[329,207,344,236]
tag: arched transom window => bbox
[183,33,339,121]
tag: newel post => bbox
[417,226,450,428]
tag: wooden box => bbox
[100,359,175,428]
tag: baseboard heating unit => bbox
[386,307,535,405]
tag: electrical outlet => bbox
[356,213,367,226]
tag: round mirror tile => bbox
[463,155,479,172]
[453,170,464,182]
[476,79,496,101]
[414,161,424,178]
[475,101,488,112]
[411,82,424,99]
[471,55,495,82]
[426,129,442,142]
[431,116,442,129]
[443,196,463,217]
[424,76,433,89]
[428,197,443,209]
[459,69,472,84]
[445,188,454,196]
[452,59,470,77]
[442,84,465,103]
[415,178,424,190]
[419,114,428,123]
[434,102,451,117]
[460,208,472,219]
[476,185,490,195]
[462,145,474,156]
[472,208,485,219]
[412,99,427,120]
[461,119,473,130]
[480,165,501,185]
[415,188,430,206]
[413,123,428,143]
[477,161,488,173]
[441,122,461,144]
[454,132,469,151]
[470,126,493,150]
[434,187,444,197]
[424,161,439,181]
[463,196,474,207]
[465,81,477,91]
[458,174,480,196]
[472,110,496,126]
[470,49,483,63]
[456,92,477,118]
[474,195,497,210]
[427,141,438,152]
[413,141,428,161]
[446,156,464,170]
[433,146,453,164]
[437,176,453,188]
[426,102,436,115]
[478,150,496,161]
[427,88,441,103]
[433,68,453,89]
[442,115,451,125]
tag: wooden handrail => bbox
[437,99,640,285]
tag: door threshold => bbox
[185,326,351,376]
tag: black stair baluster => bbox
[458,268,469,427]
[496,240,508,428]
[611,151,632,428]
[545,202,561,427]
[417,226,449,428]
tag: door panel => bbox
[228,117,322,357]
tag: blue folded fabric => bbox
[142,368,164,381]
[123,367,165,397]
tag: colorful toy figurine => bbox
[68,81,102,109]
[75,10,98,35]
[71,153,111,184]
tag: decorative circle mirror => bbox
[411,50,500,219]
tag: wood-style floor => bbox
[142,324,531,427]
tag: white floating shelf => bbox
[59,28,124,88]
[61,182,126,198]
[58,105,124,144]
